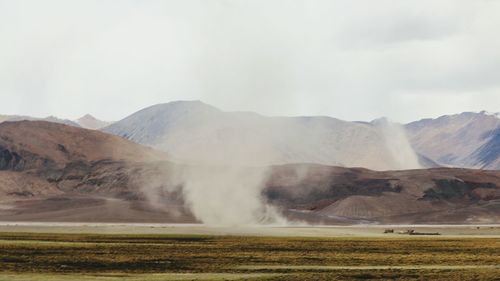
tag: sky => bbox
[1,0,500,123]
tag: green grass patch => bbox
[0,232,499,280]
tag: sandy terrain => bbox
[0,222,499,237]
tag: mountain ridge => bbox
[0,114,80,127]
[405,111,500,170]
[3,102,500,170]
[102,101,422,171]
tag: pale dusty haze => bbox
[1,0,500,122]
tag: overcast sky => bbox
[1,0,500,123]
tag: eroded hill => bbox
[1,120,499,224]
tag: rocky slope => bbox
[406,111,500,169]
[102,101,422,170]
[0,120,192,223]
[265,164,500,224]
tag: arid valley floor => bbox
[0,223,499,281]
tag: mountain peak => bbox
[79,113,96,120]
[479,110,500,119]
[370,117,390,125]
[156,100,219,110]
[76,114,111,130]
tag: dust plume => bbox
[146,109,423,225]
[373,118,421,170]
[178,165,285,225]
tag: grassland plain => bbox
[0,232,499,280]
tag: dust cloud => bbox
[178,165,285,225]
[373,118,421,170]
[150,115,422,225]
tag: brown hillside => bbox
[0,121,499,224]
[0,121,165,169]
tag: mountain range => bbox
[0,120,499,224]
[102,101,423,170]
[3,101,500,170]
[0,114,111,130]
[101,101,500,170]
[0,114,81,128]
[1,101,500,224]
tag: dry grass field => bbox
[0,232,499,280]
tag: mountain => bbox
[102,101,422,171]
[406,111,500,169]
[266,164,500,224]
[76,114,112,130]
[0,120,190,223]
[1,120,499,224]
[0,114,80,127]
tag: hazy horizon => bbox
[1,99,498,125]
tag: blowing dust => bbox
[150,118,420,225]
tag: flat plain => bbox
[1,224,500,280]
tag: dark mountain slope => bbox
[406,111,500,169]
[265,164,500,224]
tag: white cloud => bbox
[0,0,499,122]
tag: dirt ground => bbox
[0,222,499,237]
